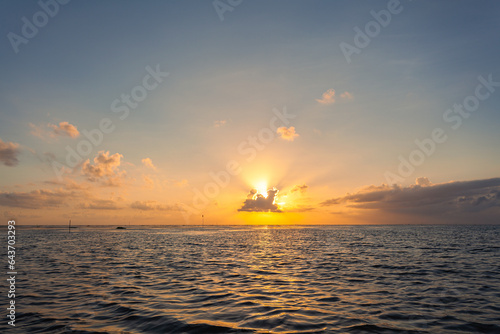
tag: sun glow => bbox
[255,181,268,197]
[237,212,304,225]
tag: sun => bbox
[252,181,288,206]
[255,181,268,197]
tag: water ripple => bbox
[2,225,500,333]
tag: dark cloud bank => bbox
[321,177,500,223]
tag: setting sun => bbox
[1,1,499,333]
[255,181,269,197]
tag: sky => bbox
[1,0,499,225]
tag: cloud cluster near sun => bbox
[291,184,308,194]
[238,188,282,212]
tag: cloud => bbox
[316,89,336,105]
[0,139,21,167]
[288,205,315,212]
[214,120,227,127]
[316,89,353,105]
[143,175,154,188]
[30,122,80,139]
[321,177,500,220]
[43,179,90,191]
[49,122,80,138]
[416,177,432,187]
[238,188,282,212]
[79,199,120,210]
[291,184,308,194]
[277,126,299,141]
[29,123,45,139]
[0,188,72,209]
[130,200,182,211]
[142,158,157,170]
[0,183,124,212]
[340,91,353,100]
[82,151,126,185]
[247,189,257,199]
[4,210,15,218]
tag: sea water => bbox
[2,225,500,333]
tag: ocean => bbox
[2,225,500,333]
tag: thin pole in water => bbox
[69,219,71,233]
[202,215,204,226]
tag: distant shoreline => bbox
[2,223,499,230]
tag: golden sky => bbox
[1,1,500,225]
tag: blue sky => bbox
[1,0,499,224]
